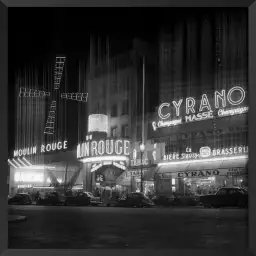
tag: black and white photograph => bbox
[6,7,249,250]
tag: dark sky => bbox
[7,7,170,153]
[8,7,236,153]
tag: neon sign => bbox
[14,172,44,182]
[88,114,108,133]
[177,170,220,178]
[77,139,130,159]
[163,146,248,161]
[153,86,247,130]
[13,140,68,157]
[18,184,32,188]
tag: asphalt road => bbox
[8,205,248,249]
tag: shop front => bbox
[76,135,131,196]
[114,141,163,195]
[8,140,82,200]
[156,146,248,196]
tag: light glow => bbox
[158,155,248,166]
[81,155,128,163]
[14,172,44,182]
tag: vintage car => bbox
[37,191,64,206]
[84,192,102,206]
[64,192,89,206]
[8,193,32,205]
[117,192,155,208]
[200,187,248,208]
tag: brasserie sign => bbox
[163,146,248,161]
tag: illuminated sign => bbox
[177,170,220,178]
[19,87,51,97]
[199,147,211,158]
[153,86,247,130]
[77,139,130,159]
[17,184,32,188]
[13,140,68,157]
[130,158,149,167]
[129,142,161,167]
[88,114,108,133]
[61,92,88,102]
[163,146,248,161]
[14,172,44,182]
[125,170,147,177]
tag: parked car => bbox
[37,191,64,206]
[117,192,155,208]
[105,196,119,207]
[152,195,177,206]
[8,193,32,205]
[64,192,91,206]
[84,192,102,206]
[200,187,248,208]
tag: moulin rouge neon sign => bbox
[152,86,248,131]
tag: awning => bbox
[156,157,248,174]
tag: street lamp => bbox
[140,143,145,193]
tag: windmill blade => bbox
[19,87,51,98]
[54,56,66,90]
[61,92,88,102]
[44,100,57,135]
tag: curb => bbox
[8,215,27,223]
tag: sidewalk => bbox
[8,214,27,223]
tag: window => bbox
[121,100,129,115]
[111,104,118,117]
[216,188,228,196]
[111,127,118,137]
[121,125,129,138]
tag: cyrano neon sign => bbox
[153,86,247,130]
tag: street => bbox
[8,205,248,249]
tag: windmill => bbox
[18,56,88,136]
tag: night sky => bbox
[8,8,238,154]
